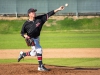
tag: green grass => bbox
[0,18,100,48]
[55,18,100,30]
[0,17,100,34]
[0,58,100,67]
[0,18,100,68]
[0,31,100,49]
[43,17,100,31]
[0,20,24,34]
[41,31,100,48]
[0,34,29,49]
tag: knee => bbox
[36,47,42,54]
[30,46,36,56]
[30,50,36,56]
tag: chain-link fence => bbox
[0,0,100,17]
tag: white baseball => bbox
[65,3,68,6]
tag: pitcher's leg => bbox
[18,38,37,62]
[34,38,49,71]
[18,51,31,62]
[34,38,43,67]
[22,46,36,57]
[30,46,36,56]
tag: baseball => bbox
[65,3,68,6]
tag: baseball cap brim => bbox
[28,8,37,14]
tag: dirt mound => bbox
[0,64,100,75]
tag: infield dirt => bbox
[0,48,100,75]
[0,64,100,75]
[0,48,100,59]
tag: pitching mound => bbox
[0,64,100,75]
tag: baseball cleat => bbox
[38,65,49,71]
[18,51,24,62]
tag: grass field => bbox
[0,58,100,67]
[0,18,100,68]
[0,17,100,48]
[0,17,100,34]
[0,31,100,49]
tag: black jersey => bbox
[21,10,55,38]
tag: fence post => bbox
[15,0,17,18]
[15,12,17,18]
[76,0,78,17]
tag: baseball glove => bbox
[25,38,35,46]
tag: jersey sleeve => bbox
[36,10,55,24]
[46,10,55,20]
[20,21,27,38]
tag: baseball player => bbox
[18,6,64,71]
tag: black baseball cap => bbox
[27,8,37,14]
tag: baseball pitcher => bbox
[18,6,64,71]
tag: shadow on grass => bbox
[44,64,100,70]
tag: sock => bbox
[37,53,43,67]
[23,51,31,56]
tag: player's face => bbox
[29,12,36,18]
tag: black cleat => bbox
[18,51,24,62]
[38,64,49,71]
